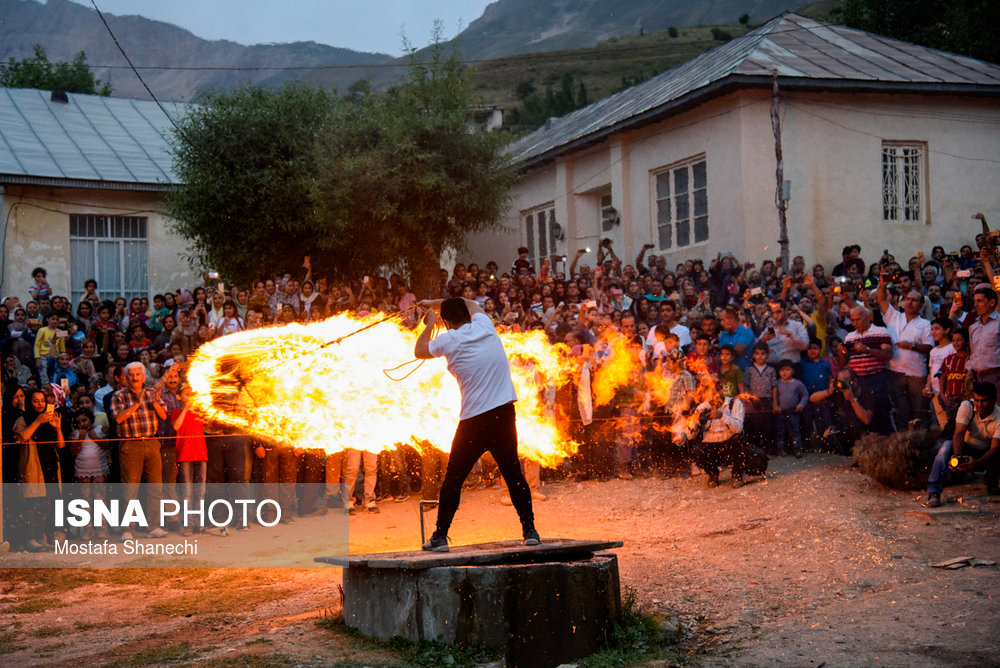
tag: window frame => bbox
[881,140,929,225]
[650,154,709,252]
[521,203,559,272]
[69,214,149,307]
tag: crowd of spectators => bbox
[3,232,1000,550]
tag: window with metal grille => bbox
[882,142,927,223]
[522,204,558,271]
[69,214,149,307]
[653,156,708,250]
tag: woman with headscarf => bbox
[13,389,65,550]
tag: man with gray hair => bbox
[878,273,934,429]
[112,361,169,539]
[843,305,895,434]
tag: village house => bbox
[465,13,1000,273]
[0,87,196,305]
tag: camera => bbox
[206,271,220,280]
[835,379,850,391]
[767,326,775,336]
[948,455,972,471]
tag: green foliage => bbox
[168,83,335,285]
[843,0,1000,64]
[0,45,111,95]
[579,586,688,667]
[169,31,515,292]
[513,71,591,131]
[739,13,751,25]
[668,26,679,37]
[312,38,516,291]
[711,27,733,41]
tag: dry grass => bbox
[853,430,940,490]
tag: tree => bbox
[739,13,750,26]
[311,39,517,296]
[167,83,336,285]
[843,0,1000,64]
[167,36,516,295]
[0,45,111,95]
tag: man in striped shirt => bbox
[112,361,169,539]
[843,306,894,434]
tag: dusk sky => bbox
[68,0,496,55]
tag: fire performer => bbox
[415,297,540,552]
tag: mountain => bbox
[451,0,801,59]
[0,0,394,101]
[0,0,823,102]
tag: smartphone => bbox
[584,247,592,254]
[45,405,54,414]
[956,270,971,278]
[60,378,70,393]
[218,282,225,293]
[55,330,68,338]
[207,271,220,280]
[750,287,762,296]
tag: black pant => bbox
[691,434,750,477]
[435,402,534,535]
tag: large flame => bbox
[185,313,581,467]
[186,313,734,468]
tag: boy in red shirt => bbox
[172,385,208,536]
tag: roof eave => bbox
[515,75,1000,173]
[0,174,177,193]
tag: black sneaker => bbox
[924,493,941,508]
[523,529,541,546]
[422,534,450,552]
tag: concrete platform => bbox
[317,538,624,668]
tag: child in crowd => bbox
[716,344,744,398]
[924,317,955,427]
[774,359,809,458]
[744,342,777,452]
[71,408,109,539]
[938,328,970,427]
[172,385,208,536]
[801,338,834,448]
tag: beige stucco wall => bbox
[0,185,199,304]
[781,91,1000,265]
[470,88,1000,276]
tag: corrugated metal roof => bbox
[508,13,1000,168]
[0,87,189,188]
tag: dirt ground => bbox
[1,452,999,667]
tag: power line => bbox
[0,21,870,74]
[88,0,184,138]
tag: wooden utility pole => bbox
[771,73,790,270]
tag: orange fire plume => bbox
[185,313,581,467]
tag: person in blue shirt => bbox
[800,338,834,449]
[719,306,755,371]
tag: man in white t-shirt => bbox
[415,297,539,552]
[878,275,934,429]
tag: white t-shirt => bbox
[928,342,955,395]
[881,307,933,377]
[428,312,517,420]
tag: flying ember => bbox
[185,312,581,467]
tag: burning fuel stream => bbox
[185,313,724,467]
